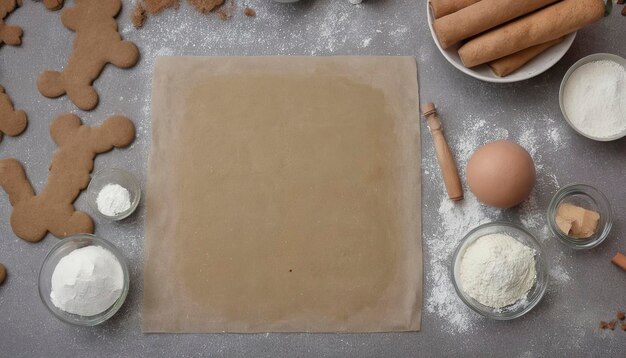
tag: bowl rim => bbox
[558,53,626,142]
[546,183,613,250]
[38,234,130,326]
[87,167,141,221]
[451,221,549,320]
[426,0,577,83]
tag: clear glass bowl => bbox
[38,234,130,326]
[451,222,548,320]
[87,168,141,221]
[547,184,612,250]
[559,53,626,141]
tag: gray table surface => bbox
[1,0,625,357]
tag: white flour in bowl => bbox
[562,60,626,139]
[459,233,536,309]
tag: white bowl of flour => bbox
[560,53,626,141]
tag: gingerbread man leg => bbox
[37,70,66,98]
[108,41,140,69]
[66,80,99,111]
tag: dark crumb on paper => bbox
[244,7,256,17]
[289,269,292,272]
[618,311,625,321]
[132,3,146,28]
[600,321,609,329]
[622,323,626,331]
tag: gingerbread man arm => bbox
[108,41,140,69]
[60,6,80,31]
[0,85,27,138]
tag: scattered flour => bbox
[424,110,571,334]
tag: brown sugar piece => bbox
[132,3,146,28]
[188,0,224,13]
[617,311,625,321]
[612,252,626,271]
[555,203,600,239]
[143,0,179,14]
[43,0,64,10]
[243,7,255,17]
[0,262,5,285]
[0,85,27,141]
[0,113,135,242]
[0,0,23,46]
[37,0,140,111]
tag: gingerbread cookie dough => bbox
[42,0,63,10]
[37,0,139,111]
[0,113,135,242]
[0,85,27,141]
[143,0,179,14]
[0,0,22,46]
[188,0,224,13]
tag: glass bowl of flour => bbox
[38,234,129,326]
[451,222,549,320]
[87,168,141,221]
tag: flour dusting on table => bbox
[423,111,572,334]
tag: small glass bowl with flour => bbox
[559,53,626,141]
[451,222,548,320]
[87,168,141,220]
[38,234,129,326]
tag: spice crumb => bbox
[608,320,617,330]
[132,3,146,29]
[244,7,256,17]
[618,311,625,321]
[217,10,230,20]
[600,321,609,329]
[622,323,626,331]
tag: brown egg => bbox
[466,140,535,208]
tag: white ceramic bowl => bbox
[426,1,576,83]
[559,53,626,141]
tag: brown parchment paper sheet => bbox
[143,56,421,333]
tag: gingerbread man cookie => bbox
[0,0,23,46]
[0,85,27,141]
[0,113,135,242]
[37,0,139,111]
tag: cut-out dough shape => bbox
[37,0,139,110]
[0,113,135,242]
[0,85,27,141]
[0,0,23,46]
[43,0,64,11]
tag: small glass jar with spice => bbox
[547,184,612,250]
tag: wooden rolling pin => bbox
[422,103,463,201]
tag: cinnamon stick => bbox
[458,0,605,68]
[488,37,565,77]
[434,0,559,50]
